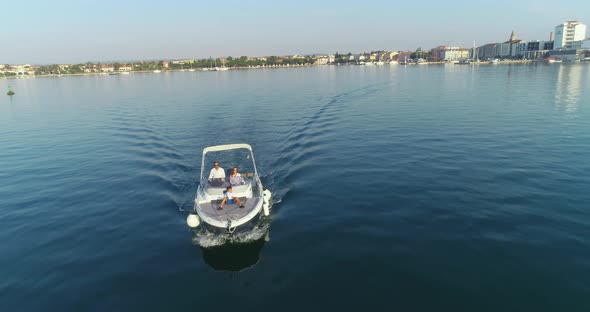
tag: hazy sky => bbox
[3,0,589,64]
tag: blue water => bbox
[1,64,589,311]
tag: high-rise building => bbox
[554,21,587,49]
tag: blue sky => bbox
[2,0,589,64]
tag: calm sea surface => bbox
[1,64,589,311]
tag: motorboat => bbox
[187,144,272,235]
[153,70,161,73]
[545,57,562,64]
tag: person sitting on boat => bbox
[219,186,244,209]
[229,167,244,186]
[208,161,225,186]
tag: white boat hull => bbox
[190,144,271,232]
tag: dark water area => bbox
[1,64,589,311]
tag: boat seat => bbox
[205,178,251,195]
[206,186,227,196]
[230,180,251,193]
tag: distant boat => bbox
[153,70,161,73]
[376,61,385,65]
[188,69,196,72]
[455,59,471,65]
[490,59,499,64]
[208,57,223,71]
[364,62,374,66]
[120,71,130,75]
[389,61,398,65]
[215,66,229,71]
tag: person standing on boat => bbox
[229,167,244,185]
[208,161,225,181]
[219,186,244,209]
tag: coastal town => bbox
[2,21,589,79]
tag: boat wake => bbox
[191,219,271,248]
[186,82,389,247]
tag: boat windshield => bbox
[201,148,257,188]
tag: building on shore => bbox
[314,55,329,65]
[476,43,500,60]
[548,21,588,61]
[430,46,470,61]
[548,49,588,61]
[171,59,195,64]
[118,65,133,72]
[396,51,413,62]
[524,40,554,59]
[554,21,587,49]
[498,31,527,58]
[476,30,558,60]
[0,64,35,76]
[387,51,398,61]
[328,54,335,63]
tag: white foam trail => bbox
[192,221,271,248]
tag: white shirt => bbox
[209,167,225,179]
[225,191,235,199]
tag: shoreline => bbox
[0,59,576,80]
[0,64,318,80]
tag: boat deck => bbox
[199,197,260,222]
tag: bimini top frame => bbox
[199,143,258,179]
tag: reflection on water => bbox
[194,229,270,272]
[555,64,585,114]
